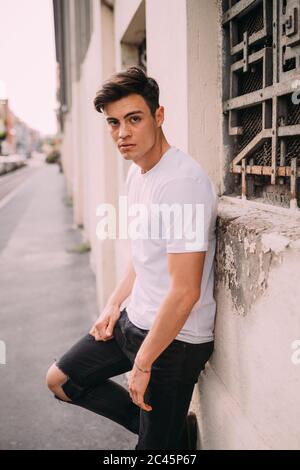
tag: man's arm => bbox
[90,260,136,341]
[128,251,205,411]
[135,251,205,369]
[107,260,136,308]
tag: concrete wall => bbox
[198,198,300,449]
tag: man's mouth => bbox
[119,144,136,151]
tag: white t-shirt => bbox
[125,146,218,344]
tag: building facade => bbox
[53,0,300,449]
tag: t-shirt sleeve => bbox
[158,176,217,253]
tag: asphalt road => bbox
[0,163,137,450]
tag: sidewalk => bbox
[0,164,137,450]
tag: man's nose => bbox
[118,122,131,139]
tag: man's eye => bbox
[130,116,141,123]
[109,121,119,127]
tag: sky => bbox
[0,0,57,135]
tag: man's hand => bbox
[128,364,152,412]
[89,303,121,341]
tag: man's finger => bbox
[95,323,106,338]
[140,401,152,412]
[106,318,116,338]
[103,335,113,342]
[104,329,113,339]
[94,329,103,341]
[136,394,152,412]
[138,401,152,412]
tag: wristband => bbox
[134,360,151,373]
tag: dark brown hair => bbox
[94,66,160,116]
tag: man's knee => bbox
[46,363,70,402]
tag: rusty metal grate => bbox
[237,3,264,41]
[275,137,300,167]
[239,61,263,95]
[237,105,262,152]
[255,140,272,166]
[223,0,300,208]
[285,137,300,166]
[286,100,300,125]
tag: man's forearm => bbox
[135,288,200,370]
[107,261,136,308]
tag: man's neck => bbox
[139,137,171,174]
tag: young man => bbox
[46,67,217,450]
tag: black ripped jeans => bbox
[55,308,214,450]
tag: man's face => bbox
[104,94,164,162]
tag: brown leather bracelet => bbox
[134,360,151,373]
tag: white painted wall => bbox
[62,0,118,310]
[115,0,143,43]
[186,0,222,193]
[146,0,188,153]
[60,114,73,199]
[79,0,118,308]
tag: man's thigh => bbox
[56,329,132,389]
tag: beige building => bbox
[53,0,300,449]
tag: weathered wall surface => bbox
[197,198,300,450]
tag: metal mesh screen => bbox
[286,99,300,125]
[285,137,300,165]
[237,3,264,41]
[237,105,262,152]
[238,62,263,95]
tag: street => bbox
[0,163,137,450]
[0,165,37,204]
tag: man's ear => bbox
[155,106,164,127]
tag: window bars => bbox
[223,0,300,208]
